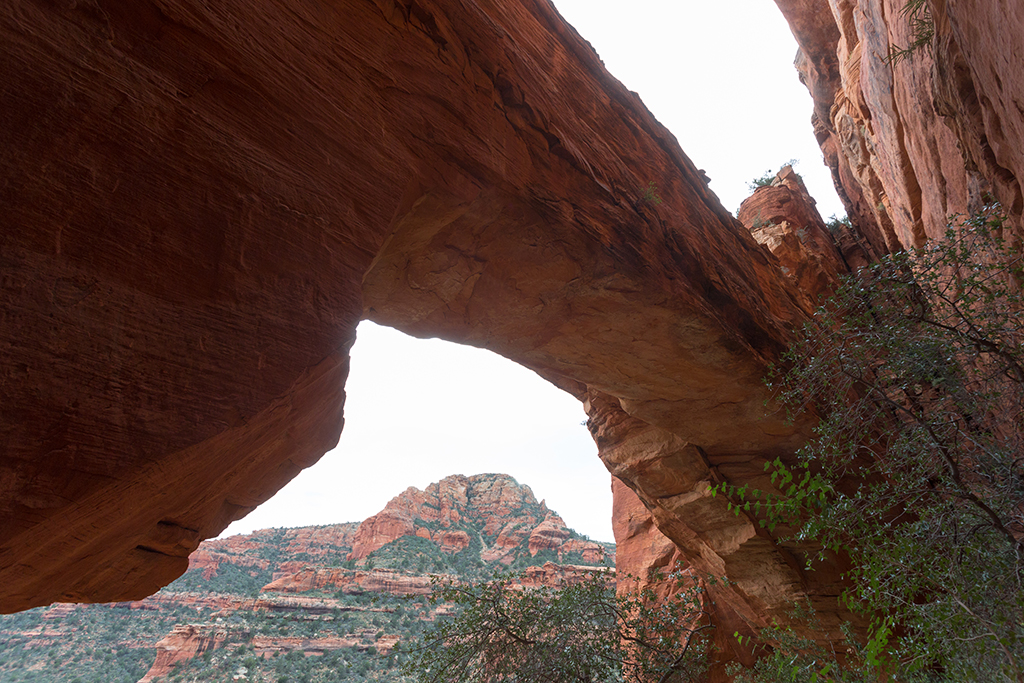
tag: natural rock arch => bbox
[0,1,838,660]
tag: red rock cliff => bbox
[1,0,815,615]
[774,0,1024,249]
[187,523,357,580]
[138,624,227,683]
[2,0,1019,677]
[737,165,849,304]
[262,566,435,596]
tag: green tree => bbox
[403,568,711,683]
[729,604,878,683]
[720,204,1024,681]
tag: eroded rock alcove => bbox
[3,0,1023,674]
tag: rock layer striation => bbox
[775,0,1024,249]
[345,473,609,565]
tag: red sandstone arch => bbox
[0,0,836,659]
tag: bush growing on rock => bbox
[718,204,1024,681]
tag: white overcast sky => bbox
[221,0,844,543]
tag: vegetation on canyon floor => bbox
[718,204,1024,681]
[403,569,710,683]
[0,604,161,683]
[0,559,420,683]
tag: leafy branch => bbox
[716,204,1024,681]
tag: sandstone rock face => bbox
[3,0,1001,668]
[187,524,357,580]
[934,0,1024,222]
[611,478,686,604]
[611,464,753,681]
[1,0,816,613]
[250,633,402,657]
[280,525,361,558]
[737,166,849,305]
[2,2,1018,675]
[560,538,609,566]
[262,567,435,596]
[124,593,257,615]
[528,513,572,555]
[134,616,399,680]
[591,379,860,676]
[513,561,613,589]
[138,624,227,683]
[775,0,1024,250]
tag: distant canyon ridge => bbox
[0,473,614,683]
[2,0,1022,676]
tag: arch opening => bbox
[222,320,613,543]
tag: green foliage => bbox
[361,531,485,579]
[403,569,711,683]
[887,0,935,65]
[0,604,171,683]
[726,603,940,683]
[510,546,559,570]
[640,181,663,206]
[749,171,776,190]
[172,561,274,596]
[0,489,615,683]
[825,214,851,236]
[719,204,1024,681]
[749,160,799,192]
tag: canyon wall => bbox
[602,165,854,675]
[774,0,1024,251]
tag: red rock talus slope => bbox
[774,0,1024,250]
[0,0,817,615]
